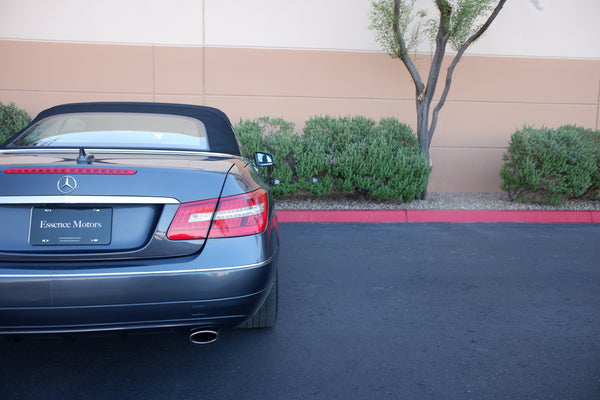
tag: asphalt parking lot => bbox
[1,223,599,400]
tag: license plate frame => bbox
[30,207,113,246]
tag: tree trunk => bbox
[416,99,431,200]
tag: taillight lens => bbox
[209,189,269,238]
[166,198,219,240]
[166,189,269,240]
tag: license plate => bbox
[30,207,112,246]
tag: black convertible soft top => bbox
[4,102,241,156]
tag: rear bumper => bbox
[0,234,278,334]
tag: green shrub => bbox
[500,125,599,205]
[236,117,303,196]
[301,116,429,201]
[235,115,431,201]
[578,127,600,199]
[0,102,31,144]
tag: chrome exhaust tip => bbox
[189,328,219,345]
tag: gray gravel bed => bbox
[275,192,600,211]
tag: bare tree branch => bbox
[428,0,507,142]
[392,0,424,96]
[424,0,452,105]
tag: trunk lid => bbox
[0,149,236,262]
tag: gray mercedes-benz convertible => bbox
[0,102,279,344]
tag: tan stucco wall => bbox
[1,40,599,192]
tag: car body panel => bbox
[0,231,278,334]
[0,149,235,201]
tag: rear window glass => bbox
[8,112,209,151]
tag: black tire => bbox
[239,273,278,329]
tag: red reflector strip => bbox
[3,167,137,175]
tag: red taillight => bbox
[3,167,136,175]
[166,198,218,240]
[209,189,269,238]
[166,189,269,240]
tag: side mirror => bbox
[254,152,275,167]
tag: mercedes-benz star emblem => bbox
[57,176,77,193]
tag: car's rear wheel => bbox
[239,272,278,329]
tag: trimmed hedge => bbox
[500,125,600,205]
[0,102,31,144]
[236,116,431,202]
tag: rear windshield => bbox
[7,112,209,151]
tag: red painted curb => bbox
[277,209,598,223]
[277,209,407,223]
[406,210,593,223]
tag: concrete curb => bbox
[277,209,600,223]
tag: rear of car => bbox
[0,103,279,340]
